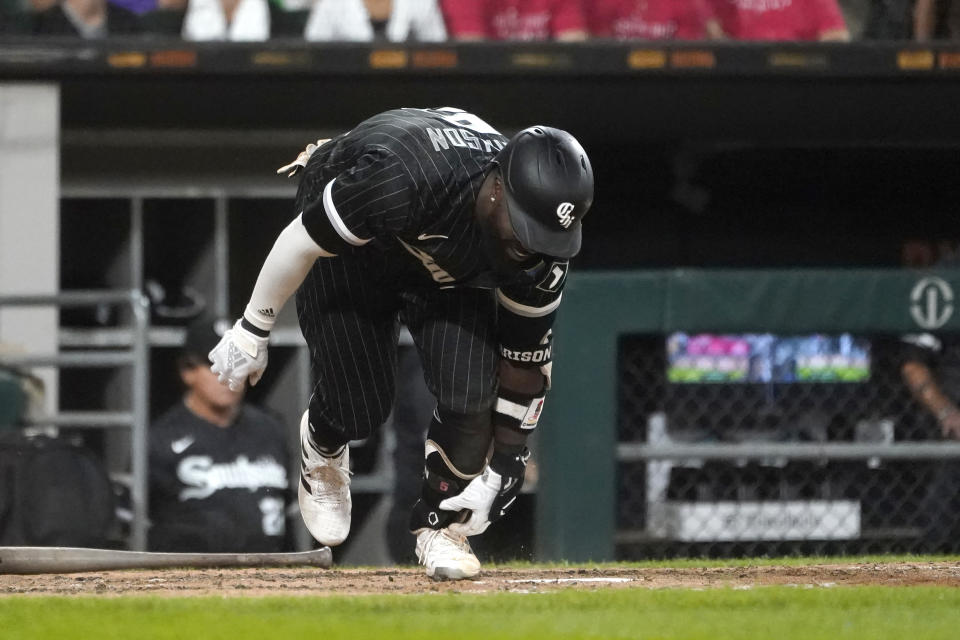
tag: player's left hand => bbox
[439,448,530,536]
[208,319,269,391]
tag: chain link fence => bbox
[616,333,960,559]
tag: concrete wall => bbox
[0,83,59,412]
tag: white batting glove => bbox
[438,467,502,537]
[438,448,530,537]
[208,319,269,391]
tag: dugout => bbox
[2,39,960,557]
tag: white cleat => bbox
[298,411,352,546]
[415,528,481,580]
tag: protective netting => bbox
[616,335,960,559]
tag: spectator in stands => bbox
[441,0,589,41]
[587,0,725,40]
[914,0,960,39]
[707,0,850,41]
[304,0,447,42]
[137,0,188,39]
[106,0,188,36]
[140,0,307,38]
[32,0,141,36]
[3,0,61,36]
[180,0,269,40]
[862,0,913,39]
[107,0,170,16]
[148,316,291,553]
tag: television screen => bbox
[666,333,870,383]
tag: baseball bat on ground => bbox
[0,546,333,574]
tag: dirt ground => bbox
[2,562,960,597]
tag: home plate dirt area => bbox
[2,562,960,596]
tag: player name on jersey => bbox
[426,127,508,154]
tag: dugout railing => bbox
[540,268,960,561]
[0,289,151,550]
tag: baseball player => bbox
[208,107,594,579]
[149,316,290,553]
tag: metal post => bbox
[130,197,143,291]
[618,441,960,461]
[129,289,151,550]
[214,194,229,317]
[0,289,152,551]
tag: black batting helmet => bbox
[494,126,594,259]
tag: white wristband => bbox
[244,305,277,333]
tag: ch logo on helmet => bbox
[556,202,575,229]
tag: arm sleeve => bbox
[243,213,333,331]
[496,259,569,361]
[300,147,419,252]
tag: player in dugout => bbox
[149,316,290,553]
[207,107,593,580]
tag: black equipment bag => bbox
[0,433,115,546]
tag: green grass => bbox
[3,586,960,640]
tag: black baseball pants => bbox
[295,250,499,451]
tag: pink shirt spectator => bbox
[708,0,848,41]
[589,0,716,40]
[441,0,588,41]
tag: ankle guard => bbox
[409,442,473,531]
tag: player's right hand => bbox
[208,319,269,391]
[439,447,531,537]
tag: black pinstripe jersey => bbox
[295,107,569,349]
[148,404,289,552]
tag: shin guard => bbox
[408,409,491,531]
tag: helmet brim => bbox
[503,187,582,259]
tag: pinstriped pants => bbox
[295,251,498,446]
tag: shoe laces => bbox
[430,529,472,556]
[305,454,352,499]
